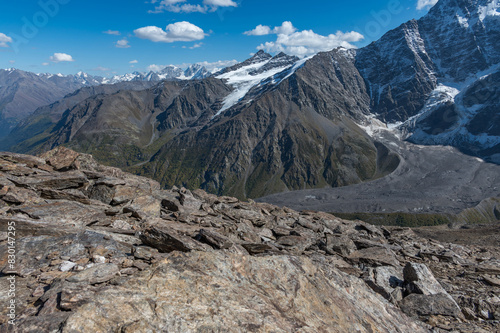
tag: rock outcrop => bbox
[0,148,499,332]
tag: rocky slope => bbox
[0,81,157,152]
[0,148,498,332]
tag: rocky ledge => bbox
[0,147,498,332]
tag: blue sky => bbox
[0,0,438,76]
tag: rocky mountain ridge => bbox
[356,0,500,162]
[0,64,213,139]
[0,148,498,332]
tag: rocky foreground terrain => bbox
[0,148,499,332]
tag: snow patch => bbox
[213,58,302,118]
[478,1,500,22]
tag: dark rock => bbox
[195,229,233,249]
[401,293,462,319]
[139,225,210,253]
[241,243,280,255]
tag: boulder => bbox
[403,262,448,296]
[401,293,462,319]
[62,252,427,333]
[139,225,210,253]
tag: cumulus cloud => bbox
[129,60,139,64]
[244,22,297,36]
[0,33,13,48]
[246,21,363,57]
[149,0,237,13]
[416,0,438,10]
[116,39,131,48]
[147,64,166,72]
[49,53,74,63]
[244,24,272,36]
[134,22,205,43]
[103,30,120,35]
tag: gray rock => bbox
[349,247,399,267]
[401,293,462,319]
[139,225,210,253]
[403,262,448,296]
[66,264,119,285]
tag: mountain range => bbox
[2,0,500,209]
[0,64,213,138]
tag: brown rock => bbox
[62,252,427,333]
[349,247,399,267]
[41,147,80,171]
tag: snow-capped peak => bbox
[213,52,301,118]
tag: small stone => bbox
[133,261,150,271]
[120,268,139,275]
[60,261,77,272]
[92,255,107,264]
[111,219,132,230]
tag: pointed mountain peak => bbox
[249,50,272,63]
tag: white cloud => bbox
[189,42,203,49]
[149,0,237,13]
[103,30,120,35]
[416,0,438,10]
[134,22,205,43]
[93,66,111,72]
[0,33,13,48]
[116,39,131,48]
[147,64,166,72]
[129,60,139,64]
[42,62,49,66]
[49,53,75,63]
[244,24,272,36]
[244,22,297,36]
[248,21,363,57]
[272,21,296,35]
[203,0,237,8]
[9,60,15,64]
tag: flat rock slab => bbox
[66,263,119,285]
[349,247,399,267]
[62,252,427,333]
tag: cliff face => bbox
[0,148,499,332]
